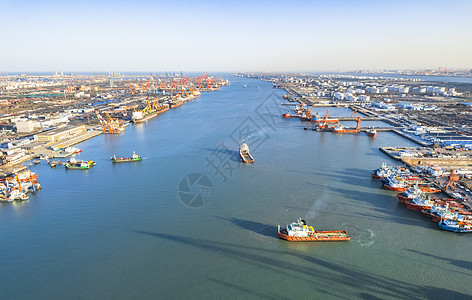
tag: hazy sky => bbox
[1,0,471,72]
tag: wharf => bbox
[338,117,381,121]
[0,165,27,177]
[32,128,102,158]
[391,129,431,147]
[304,126,397,132]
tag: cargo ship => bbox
[277,218,350,242]
[55,147,80,158]
[132,105,169,123]
[65,159,96,170]
[111,152,142,163]
[282,113,298,118]
[239,142,254,163]
[310,112,339,123]
[331,124,360,134]
[169,100,184,109]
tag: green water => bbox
[1,76,471,299]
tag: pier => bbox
[30,128,103,158]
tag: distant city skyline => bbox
[1,0,471,72]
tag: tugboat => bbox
[277,218,350,242]
[397,184,424,203]
[282,112,296,118]
[239,142,254,163]
[111,152,142,163]
[438,218,472,233]
[372,162,395,179]
[405,195,435,211]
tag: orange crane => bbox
[443,170,459,190]
[96,112,125,134]
[317,110,332,129]
[129,83,137,94]
[351,110,362,130]
[306,105,315,120]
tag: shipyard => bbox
[4,71,472,228]
[235,71,472,229]
[0,72,229,201]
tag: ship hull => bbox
[311,119,338,123]
[438,223,472,233]
[170,101,183,109]
[111,158,142,163]
[132,107,169,123]
[278,230,350,242]
[331,129,360,133]
[384,185,408,192]
[239,152,254,163]
[405,201,432,211]
[397,194,410,203]
[133,112,159,123]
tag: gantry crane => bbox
[351,110,362,130]
[96,111,125,134]
[443,170,459,190]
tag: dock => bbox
[31,128,103,158]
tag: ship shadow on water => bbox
[406,249,472,274]
[307,184,434,228]
[214,217,277,239]
[200,147,240,163]
[131,230,470,299]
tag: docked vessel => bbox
[417,185,441,193]
[239,142,254,163]
[310,112,339,123]
[16,170,38,182]
[438,218,472,233]
[111,152,142,163]
[423,204,463,222]
[405,196,434,211]
[0,189,29,202]
[383,176,410,191]
[366,127,377,137]
[277,218,350,242]
[372,162,396,179]
[65,158,96,170]
[49,161,63,167]
[55,147,79,158]
[282,113,297,118]
[397,185,424,203]
[169,100,183,109]
[331,124,360,134]
[132,103,169,123]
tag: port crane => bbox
[302,105,315,121]
[351,110,362,131]
[443,170,459,190]
[96,111,125,134]
[316,110,337,129]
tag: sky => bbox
[1,0,471,72]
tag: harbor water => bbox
[1,76,471,299]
